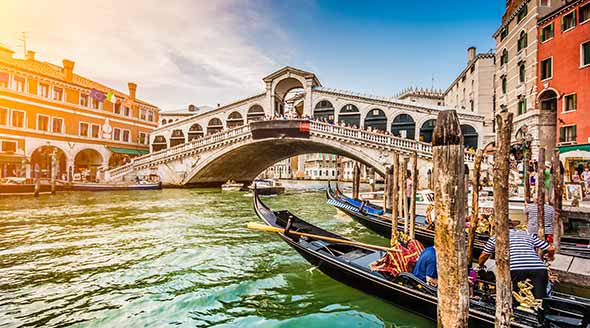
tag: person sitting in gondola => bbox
[478,220,555,300]
[412,246,437,286]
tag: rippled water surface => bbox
[0,188,433,328]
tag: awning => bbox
[558,144,590,154]
[109,147,149,156]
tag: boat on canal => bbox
[221,180,245,192]
[327,182,590,259]
[252,189,590,327]
[248,179,285,195]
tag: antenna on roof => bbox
[431,74,435,90]
[17,32,28,57]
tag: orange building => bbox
[0,45,159,181]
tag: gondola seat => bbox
[349,251,386,267]
[538,297,590,327]
[393,272,437,296]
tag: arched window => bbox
[152,135,167,152]
[364,108,387,132]
[501,49,508,66]
[313,100,335,122]
[338,104,360,127]
[419,119,437,143]
[461,125,478,150]
[518,31,528,51]
[247,105,265,122]
[226,111,244,128]
[161,119,167,126]
[390,114,415,139]
[519,63,526,83]
[169,129,185,147]
[188,123,204,141]
[207,117,223,134]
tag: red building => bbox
[537,0,590,180]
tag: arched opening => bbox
[391,114,416,139]
[539,89,558,111]
[188,123,204,141]
[338,104,360,127]
[168,119,174,124]
[460,124,478,150]
[170,129,186,147]
[161,119,167,126]
[226,111,244,128]
[30,146,66,179]
[74,149,103,182]
[247,105,265,122]
[207,118,223,135]
[152,135,167,152]
[539,89,558,149]
[419,119,437,143]
[364,108,387,132]
[313,100,335,122]
[274,77,304,117]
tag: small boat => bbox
[0,177,66,196]
[248,179,285,195]
[70,181,161,191]
[221,180,244,192]
[252,189,590,327]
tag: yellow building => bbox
[0,45,159,181]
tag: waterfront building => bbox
[396,87,445,106]
[304,153,338,180]
[444,47,496,146]
[537,0,590,180]
[493,0,563,155]
[159,104,213,127]
[0,45,159,180]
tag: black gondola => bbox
[327,182,590,259]
[252,190,590,327]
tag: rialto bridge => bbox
[107,67,486,186]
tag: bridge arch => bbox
[338,104,361,127]
[188,123,204,141]
[207,118,224,135]
[170,129,186,147]
[152,135,168,152]
[226,111,244,128]
[364,108,387,132]
[391,113,416,139]
[247,105,265,122]
[313,100,335,122]
[273,77,304,116]
[419,119,437,143]
[461,124,478,150]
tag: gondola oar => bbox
[247,222,390,251]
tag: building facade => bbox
[444,47,496,146]
[0,45,159,180]
[159,104,213,127]
[304,153,338,180]
[537,0,590,180]
[493,0,563,155]
[396,87,445,106]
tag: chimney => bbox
[0,44,15,61]
[26,51,36,61]
[62,59,75,82]
[128,82,137,100]
[467,47,476,63]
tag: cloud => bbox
[0,0,290,109]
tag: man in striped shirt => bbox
[525,198,554,242]
[478,223,555,299]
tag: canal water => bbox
[0,188,433,328]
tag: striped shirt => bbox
[525,204,554,235]
[483,229,550,271]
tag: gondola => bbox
[327,182,590,259]
[252,189,590,327]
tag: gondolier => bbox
[478,221,555,299]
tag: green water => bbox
[0,189,433,328]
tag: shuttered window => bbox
[562,11,576,31]
[559,125,576,143]
[582,42,590,67]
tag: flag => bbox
[106,91,117,104]
[89,88,106,102]
[0,72,8,83]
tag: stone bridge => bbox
[107,119,479,187]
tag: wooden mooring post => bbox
[352,162,360,200]
[391,152,399,246]
[524,150,531,203]
[552,149,563,253]
[537,148,546,240]
[494,112,513,328]
[33,163,40,197]
[432,110,468,328]
[50,150,57,195]
[384,166,392,211]
[402,157,409,234]
[409,152,418,239]
[467,149,483,265]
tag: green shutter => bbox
[560,127,565,142]
[573,125,577,141]
[562,16,566,31]
[573,94,577,110]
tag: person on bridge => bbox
[478,220,555,299]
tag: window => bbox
[37,114,49,131]
[1,140,17,153]
[580,3,589,24]
[147,110,154,122]
[124,106,130,117]
[52,117,63,133]
[140,109,146,120]
[0,72,9,88]
[11,110,25,128]
[122,130,130,142]
[540,23,554,42]
[80,94,89,107]
[559,125,576,143]
[582,42,590,67]
[519,64,526,83]
[13,76,25,92]
[564,94,577,112]
[517,4,528,23]
[0,108,7,126]
[91,98,100,109]
[562,11,577,31]
[39,83,49,98]
[540,0,550,7]
[540,58,552,80]
[501,77,507,94]
[91,124,100,138]
[500,27,509,41]
[52,87,63,101]
[113,128,121,141]
[139,132,147,144]
[517,31,528,51]
[501,49,508,66]
[517,97,527,115]
[114,102,121,114]
[79,122,89,137]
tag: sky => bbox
[0,0,505,111]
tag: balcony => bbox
[499,65,507,77]
[516,49,527,63]
[515,83,526,96]
[498,94,506,105]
